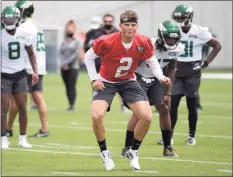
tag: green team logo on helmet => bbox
[172,4,193,27]
[15,0,34,20]
[158,20,181,50]
[1,5,21,31]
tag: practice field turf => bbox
[1,72,232,176]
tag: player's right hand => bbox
[159,76,171,86]
[32,73,39,85]
[92,80,105,90]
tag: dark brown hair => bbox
[120,10,138,22]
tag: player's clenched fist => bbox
[159,77,171,86]
[92,80,105,90]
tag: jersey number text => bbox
[180,41,193,57]
[8,42,20,60]
[115,57,133,78]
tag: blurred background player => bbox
[1,5,39,148]
[88,13,119,76]
[7,0,49,137]
[121,20,183,157]
[84,10,171,171]
[59,19,85,111]
[165,4,222,145]
[83,16,102,53]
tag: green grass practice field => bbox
[2,72,232,176]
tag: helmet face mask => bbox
[158,20,181,50]
[1,6,20,31]
[2,17,20,30]
[164,36,179,47]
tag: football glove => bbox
[193,61,209,71]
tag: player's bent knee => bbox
[91,100,108,121]
[92,110,105,122]
[139,111,153,124]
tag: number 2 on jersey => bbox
[8,42,20,60]
[180,41,193,57]
[115,57,133,78]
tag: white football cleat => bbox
[100,150,115,171]
[125,148,140,170]
[1,136,9,149]
[18,135,32,148]
[185,137,196,145]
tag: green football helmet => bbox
[15,0,34,21]
[1,5,21,31]
[172,4,193,27]
[158,20,181,50]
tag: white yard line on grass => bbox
[46,143,112,149]
[51,171,80,175]
[201,73,232,80]
[7,148,232,166]
[25,123,232,140]
[217,170,233,173]
[136,170,159,174]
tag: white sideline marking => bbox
[7,148,232,166]
[25,123,232,139]
[136,170,159,174]
[32,144,72,150]
[179,101,232,108]
[32,144,103,150]
[46,143,112,149]
[201,73,232,80]
[52,171,80,175]
[217,170,233,173]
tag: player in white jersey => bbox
[121,20,183,157]
[1,5,39,149]
[166,4,221,145]
[7,0,49,138]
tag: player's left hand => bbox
[159,76,171,86]
[161,95,171,110]
[92,79,105,90]
[32,73,39,85]
[193,61,209,71]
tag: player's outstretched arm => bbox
[25,45,39,85]
[145,55,171,85]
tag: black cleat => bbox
[121,146,130,157]
[163,146,178,157]
[29,130,50,137]
[6,129,13,137]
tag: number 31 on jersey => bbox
[115,57,133,78]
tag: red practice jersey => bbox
[92,32,154,82]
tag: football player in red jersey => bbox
[84,10,170,171]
